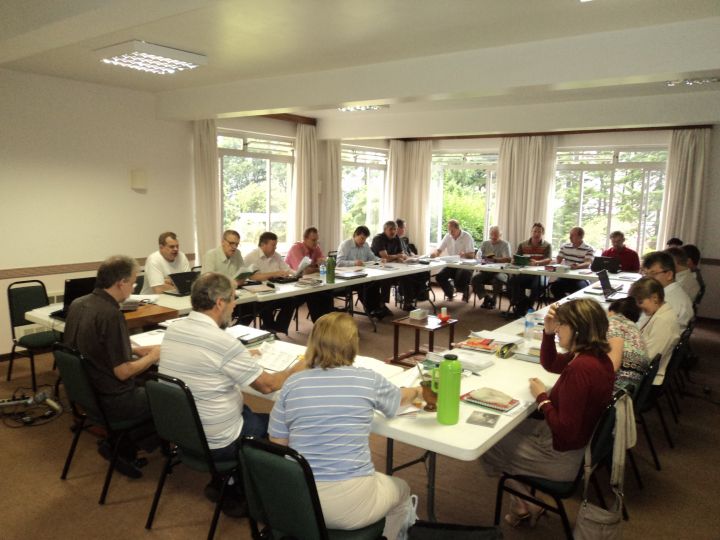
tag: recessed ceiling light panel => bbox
[96,40,207,75]
[338,105,389,112]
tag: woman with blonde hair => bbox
[483,298,615,527]
[269,312,421,539]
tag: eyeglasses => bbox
[643,268,669,277]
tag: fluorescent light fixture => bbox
[338,105,388,113]
[96,40,206,75]
[666,77,719,87]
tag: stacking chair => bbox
[493,391,622,539]
[7,280,62,392]
[144,374,239,540]
[53,343,153,504]
[239,437,385,540]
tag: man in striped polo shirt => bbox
[160,272,304,516]
[549,227,595,299]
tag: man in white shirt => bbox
[471,226,512,309]
[160,272,304,515]
[202,230,255,285]
[666,246,700,303]
[431,219,475,301]
[141,231,191,294]
[549,226,594,299]
[244,231,296,333]
[640,250,693,329]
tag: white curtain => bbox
[495,135,558,246]
[192,119,220,263]
[291,124,319,242]
[395,140,433,255]
[385,139,405,221]
[659,128,711,245]
[318,139,342,252]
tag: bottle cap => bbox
[443,354,458,360]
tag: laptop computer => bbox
[335,270,368,280]
[50,276,97,320]
[593,269,623,299]
[591,256,621,274]
[164,271,199,297]
[268,256,312,284]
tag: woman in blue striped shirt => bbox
[269,312,421,539]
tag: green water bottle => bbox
[431,354,462,425]
[326,253,336,284]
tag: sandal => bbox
[504,509,530,527]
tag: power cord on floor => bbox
[0,384,65,428]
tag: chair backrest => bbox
[588,390,624,468]
[239,437,328,540]
[53,343,107,425]
[632,354,661,412]
[7,280,50,334]
[145,374,218,474]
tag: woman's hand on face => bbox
[544,304,559,334]
[529,377,546,399]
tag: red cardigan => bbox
[536,332,615,451]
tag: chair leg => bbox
[146,454,173,529]
[99,433,123,504]
[29,351,37,393]
[555,498,573,540]
[6,345,16,381]
[208,476,230,540]
[654,401,675,449]
[493,476,507,526]
[627,449,643,489]
[61,417,85,479]
[639,413,662,471]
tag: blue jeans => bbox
[210,405,269,462]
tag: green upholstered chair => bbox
[7,280,62,392]
[144,374,238,540]
[239,437,385,540]
[53,343,152,504]
[493,390,623,539]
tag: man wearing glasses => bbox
[202,230,255,286]
[640,251,693,328]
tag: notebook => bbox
[164,271,199,297]
[49,277,97,320]
[512,254,531,266]
[335,270,368,280]
[589,269,623,299]
[269,257,311,283]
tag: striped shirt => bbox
[159,311,263,449]
[557,241,594,265]
[268,366,401,482]
[516,239,552,261]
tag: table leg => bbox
[428,330,434,352]
[448,325,455,349]
[393,324,400,361]
[386,439,394,475]
[414,329,421,355]
[427,451,437,522]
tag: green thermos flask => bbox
[431,354,462,425]
[326,254,336,284]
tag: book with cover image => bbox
[457,338,499,353]
[461,387,520,412]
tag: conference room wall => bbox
[0,69,194,355]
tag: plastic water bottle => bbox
[319,264,327,283]
[524,308,535,340]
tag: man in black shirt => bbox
[64,255,160,477]
[371,221,427,313]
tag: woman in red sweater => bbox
[483,298,615,527]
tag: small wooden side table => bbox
[125,304,179,330]
[389,315,458,366]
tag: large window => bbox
[552,148,667,254]
[341,146,387,239]
[430,153,498,245]
[218,133,294,250]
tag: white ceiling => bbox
[2,0,720,133]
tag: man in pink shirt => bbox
[285,227,325,273]
[285,227,333,323]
